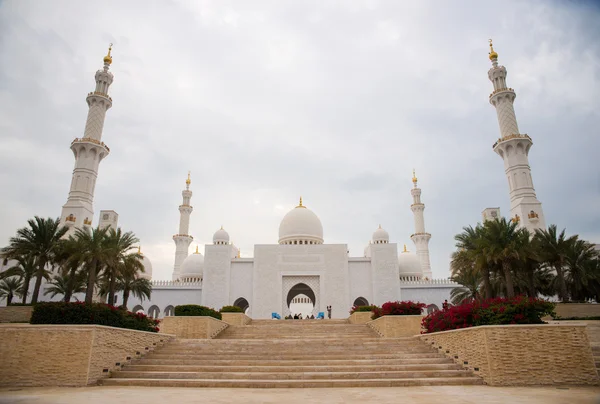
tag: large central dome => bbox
[278,197,324,245]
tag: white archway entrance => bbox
[282,276,320,317]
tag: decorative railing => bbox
[87,91,112,101]
[489,87,514,98]
[492,133,532,149]
[71,137,110,152]
[151,280,202,287]
[399,277,458,285]
[410,232,431,238]
[172,234,193,239]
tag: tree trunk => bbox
[122,287,130,309]
[482,266,493,299]
[502,261,515,298]
[21,274,31,304]
[7,292,13,305]
[108,272,116,306]
[527,267,537,298]
[85,259,99,305]
[31,260,46,304]
[556,261,569,302]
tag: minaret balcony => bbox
[492,133,532,150]
[87,91,112,101]
[71,137,110,153]
[489,87,514,98]
[173,234,193,240]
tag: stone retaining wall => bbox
[554,303,600,319]
[0,306,33,323]
[160,316,229,338]
[349,311,373,324]
[0,324,172,387]
[420,324,598,386]
[221,312,252,326]
[368,315,424,337]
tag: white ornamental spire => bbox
[172,172,194,280]
[410,170,432,280]
[487,40,546,232]
[60,44,114,233]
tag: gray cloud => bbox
[0,0,599,280]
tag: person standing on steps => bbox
[327,305,332,319]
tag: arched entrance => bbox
[289,292,315,318]
[353,297,369,307]
[283,280,319,317]
[233,297,250,314]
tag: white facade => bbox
[488,40,546,233]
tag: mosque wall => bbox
[347,259,373,307]
[252,244,349,319]
[400,285,453,307]
[118,287,202,317]
[229,261,253,308]
[369,243,401,306]
[202,245,232,310]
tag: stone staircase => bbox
[103,319,483,387]
[584,321,600,371]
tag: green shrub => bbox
[220,305,244,313]
[349,305,379,314]
[6,303,34,306]
[174,304,222,319]
[372,301,426,319]
[30,302,159,332]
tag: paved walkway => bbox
[0,386,599,404]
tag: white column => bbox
[488,40,546,233]
[172,173,194,280]
[409,171,432,280]
[60,45,114,234]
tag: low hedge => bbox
[30,302,160,332]
[422,296,556,334]
[349,305,379,314]
[174,304,222,319]
[220,305,244,313]
[372,301,426,319]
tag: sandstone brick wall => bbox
[368,315,423,337]
[0,306,33,323]
[420,324,599,386]
[349,312,373,324]
[160,316,228,339]
[221,313,252,326]
[554,304,600,319]
[0,324,172,387]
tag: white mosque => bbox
[4,41,549,318]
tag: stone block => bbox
[160,316,228,339]
[367,315,424,337]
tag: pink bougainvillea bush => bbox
[421,295,555,334]
[371,301,427,319]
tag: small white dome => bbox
[398,245,422,276]
[372,225,389,244]
[278,198,324,245]
[213,227,230,245]
[137,247,152,280]
[180,247,204,281]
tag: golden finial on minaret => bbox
[138,246,142,256]
[412,169,418,187]
[403,244,408,253]
[237,248,241,258]
[195,245,199,254]
[103,43,113,65]
[297,196,305,208]
[186,171,191,186]
[488,39,498,61]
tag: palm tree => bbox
[0,277,22,305]
[54,239,84,303]
[565,239,599,301]
[535,225,577,302]
[478,218,526,298]
[43,271,87,301]
[450,264,482,305]
[1,217,68,304]
[0,255,37,304]
[70,226,110,304]
[103,228,139,306]
[454,225,494,299]
[118,254,149,309]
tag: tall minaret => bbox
[60,45,114,234]
[172,172,194,280]
[410,170,433,280]
[487,40,546,232]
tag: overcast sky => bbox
[0,0,598,281]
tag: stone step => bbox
[134,356,454,367]
[102,377,484,388]
[249,320,351,324]
[144,352,439,361]
[122,363,464,373]
[111,369,474,380]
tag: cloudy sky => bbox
[0,0,598,281]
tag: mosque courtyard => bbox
[0,386,599,404]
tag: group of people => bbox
[285,314,315,320]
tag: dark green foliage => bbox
[220,305,244,313]
[30,302,160,332]
[174,304,222,319]
[349,305,379,314]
